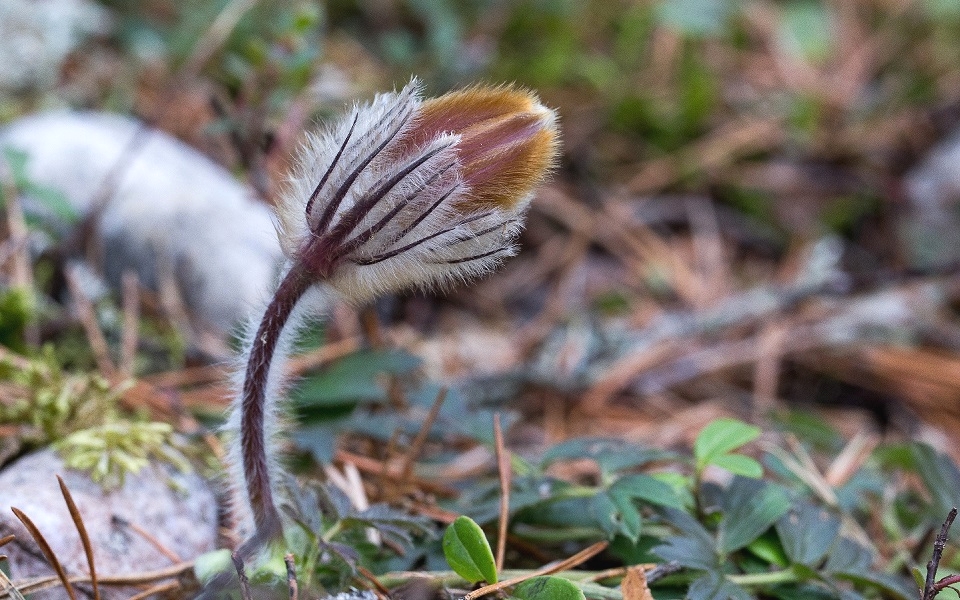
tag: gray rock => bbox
[0,0,110,94]
[903,129,960,269]
[0,449,217,599]
[0,112,283,334]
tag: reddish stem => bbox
[239,262,312,547]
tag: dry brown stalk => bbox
[113,516,182,563]
[65,266,116,378]
[399,387,447,485]
[56,477,99,600]
[126,580,182,600]
[493,413,510,572]
[120,271,140,378]
[10,507,77,600]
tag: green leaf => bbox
[694,418,761,471]
[610,474,687,510]
[717,478,790,554]
[709,453,764,478]
[512,576,585,600]
[655,0,737,37]
[911,567,925,593]
[776,503,840,566]
[291,349,421,410]
[746,531,789,568]
[602,490,642,542]
[653,508,719,570]
[2,147,78,224]
[193,549,232,583]
[442,516,497,584]
[778,0,834,63]
[541,437,672,475]
[688,572,752,600]
[831,570,915,600]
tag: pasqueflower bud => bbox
[230,79,559,555]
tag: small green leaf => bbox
[512,576,585,600]
[709,453,764,478]
[911,567,925,592]
[442,516,497,584]
[776,503,840,566]
[694,418,761,470]
[717,478,791,554]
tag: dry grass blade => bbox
[462,541,609,600]
[10,507,78,600]
[65,266,116,378]
[622,566,654,600]
[113,516,182,563]
[0,535,13,549]
[358,565,390,597]
[56,476,99,600]
[126,580,181,600]
[0,570,26,600]
[7,560,195,596]
[493,413,510,572]
[120,271,140,378]
[399,387,447,484]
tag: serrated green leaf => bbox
[291,349,421,409]
[831,570,915,600]
[694,418,761,470]
[513,576,585,600]
[717,478,790,554]
[653,508,719,570]
[442,516,497,584]
[541,437,672,475]
[688,572,752,600]
[776,503,840,566]
[604,490,642,542]
[610,474,687,510]
[709,453,764,478]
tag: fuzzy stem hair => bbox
[236,262,313,553]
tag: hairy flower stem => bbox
[239,261,313,550]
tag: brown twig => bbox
[126,580,181,600]
[284,553,298,600]
[0,536,13,549]
[399,387,447,484]
[923,507,958,600]
[462,541,609,600]
[10,507,77,600]
[493,413,511,572]
[6,561,195,597]
[113,516,182,564]
[120,271,140,378]
[65,266,116,378]
[231,552,252,600]
[358,565,391,597]
[57,477,99,600]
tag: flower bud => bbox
[229,80,559,560]
[276,79,559,302]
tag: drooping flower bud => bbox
[230,79,559,558]
[275,79,559,302]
